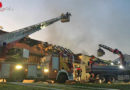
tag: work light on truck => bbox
[15,65,23,70]
[44,69,49,73]
[119,65,124,69]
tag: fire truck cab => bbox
[41,53,74,83]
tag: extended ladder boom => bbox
[0,12,71,46]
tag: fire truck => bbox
[0,12,72,82]
[86,44,130,83]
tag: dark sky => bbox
[0,0,130,60]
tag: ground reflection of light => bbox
[23,80,34,83]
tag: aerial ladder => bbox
[0,12,71,46]
[97,44,125,68]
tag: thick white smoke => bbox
[33,0,130,60]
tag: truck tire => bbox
[57,73,68,83]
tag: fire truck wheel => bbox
[57,73,68,83]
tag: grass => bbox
[1,82,130,90]
[0,83,45,90]
[72,83,130,90]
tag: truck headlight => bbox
[15,65,23,70]
[119,65,124,69]
[44,69,49,73]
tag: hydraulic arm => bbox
[97,44,125,67]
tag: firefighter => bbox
[88,56,95,82]
[76,66,82,81]
[89,55,95,73]
[89,73,95,82]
